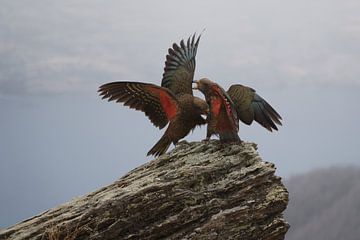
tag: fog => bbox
[1,0,360,228]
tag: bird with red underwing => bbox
[98,34,209,157]
[193,78,282,143]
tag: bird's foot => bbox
[176,140,188,145]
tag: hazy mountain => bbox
[285,166,360,240]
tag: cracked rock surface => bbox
[0,140,289,240]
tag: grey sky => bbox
[1,0,360,228]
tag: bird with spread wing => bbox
[193,78,282,143]
[98,34,208,157]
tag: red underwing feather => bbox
[147,86,178,120]
[210,98,222,117]
[210,84,238,131]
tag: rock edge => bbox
[0,140,289,240]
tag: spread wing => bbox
[161,34,201,96]
[98,82,179,129]
[227,84,282,131]
[210,84,239,131]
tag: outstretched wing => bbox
[210,84,239,131]
[161,34,201,96]
[227,84,282,131]
[98,82,179,129]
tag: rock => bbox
[0,140,289,240]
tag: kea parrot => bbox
[193,78,282,143]
[98,34,208,157]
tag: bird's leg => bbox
[203,126,214,142]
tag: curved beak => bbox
[192,80,199,90]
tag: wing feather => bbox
[98,82,179,129]
[161,33,201,96]
[228,84,282,131]
[227,84,255,125]
[210,84,239,131]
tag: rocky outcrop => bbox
[0,141,289,240]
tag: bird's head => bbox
[193,96,209,116]
[193,78,214,96]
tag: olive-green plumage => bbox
[227,84,282,132]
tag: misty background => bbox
[1,0,359,237]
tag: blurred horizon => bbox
[1,0,360,229]
[285,166,360,240]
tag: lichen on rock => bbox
[0,140,289,240]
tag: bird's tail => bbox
[219,130,241,143]
[147,134,172,157]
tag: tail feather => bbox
[147,134,172,157]
[219,130,241,143]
